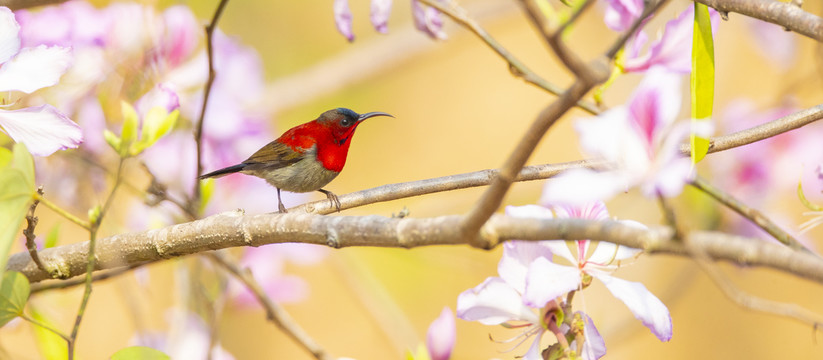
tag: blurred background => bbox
[2,0,823,359]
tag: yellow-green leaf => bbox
[104,129,122,153]
[30,308,70,360]
[120,101,139,157]
[690,2,714,163]
[0,144,35,274]
[111,346,170,360]
[199,178,215,213]
[0,147,11,169]
[0,271,30,327]
[44,224,60,249]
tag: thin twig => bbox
[19,313,72,343]
[207,253,333,360]
[692,0,823,42]
[193,0,230,205]
[31,263,149,294]
[67,158,126,360]
[690,176,815,254]
[688,243,823,329]
[680,104,823,155]
[23,187,47,273]
[605,0,671,59]
[417,0,601,115]
[33,193,91,230]
[518,0,598,80]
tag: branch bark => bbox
[7,213,823,286]
[693,0,823,42]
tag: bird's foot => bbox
[319,189,341,212]
[278,202,288,213]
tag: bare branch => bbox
[23,187,47,274]
[293,159,606,215]
[7,213,823,286]
[680,104,823,155]
[207,253,333,360]
[691,176,815,254]
[693,0,823,42]
[688,243,823,328]
[193,0,230,204]
[0,0,67,10]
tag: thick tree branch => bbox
[7,213,823,286]
[693,0,823,42]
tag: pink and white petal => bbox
[624,6,720,73]
[541,168,629,206]
[0,45,71,93]
[550,201,610,221]
[498,239,554,294]
[643,156,692,198]
[586,241,639,265]
[522,329,546,360]
[136,82,180,116]
[578,312,606,360]
[456,277,538,325]
[0,105,82,156]
[370,0,392,34]
[575,106,631,161]
[334,0,355,42]
[523,257,581,308]
[540,240,576,265]
[412,0,446,40]
[603,0,643,32]
[505,204,554,219]
[426,307,455,360]
[628,67,682,139]
[0,7,20,64]
[594,273,672,341]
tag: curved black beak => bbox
[357,111,394,122]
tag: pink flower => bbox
[371,0,392,34]
[543,67,705,205]
[623,5,720,73]
[0,6,81,156]
[602,0,644,31]
[412,0,446,40]
[426,307,455,360]
[334,0,355,42]
[513,203,672,342]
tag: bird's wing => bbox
[242,140,305,170]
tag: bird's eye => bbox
[341,118,353,127]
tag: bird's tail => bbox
[198,163,247,179]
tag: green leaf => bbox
[30,308,69,360]
[11,143,35,188]
[690,2,715,164]
[111,346,170,360]
[44,224,60,249]
[103,129,122,154]
[199,178,215,213]
[0,271,31,327]
[0,144,35,274]
[120,101,139,157]
[88,205,101,225]
[0,147,11,169]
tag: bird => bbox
[199,108,393,213]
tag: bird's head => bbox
[317,108,393,146]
